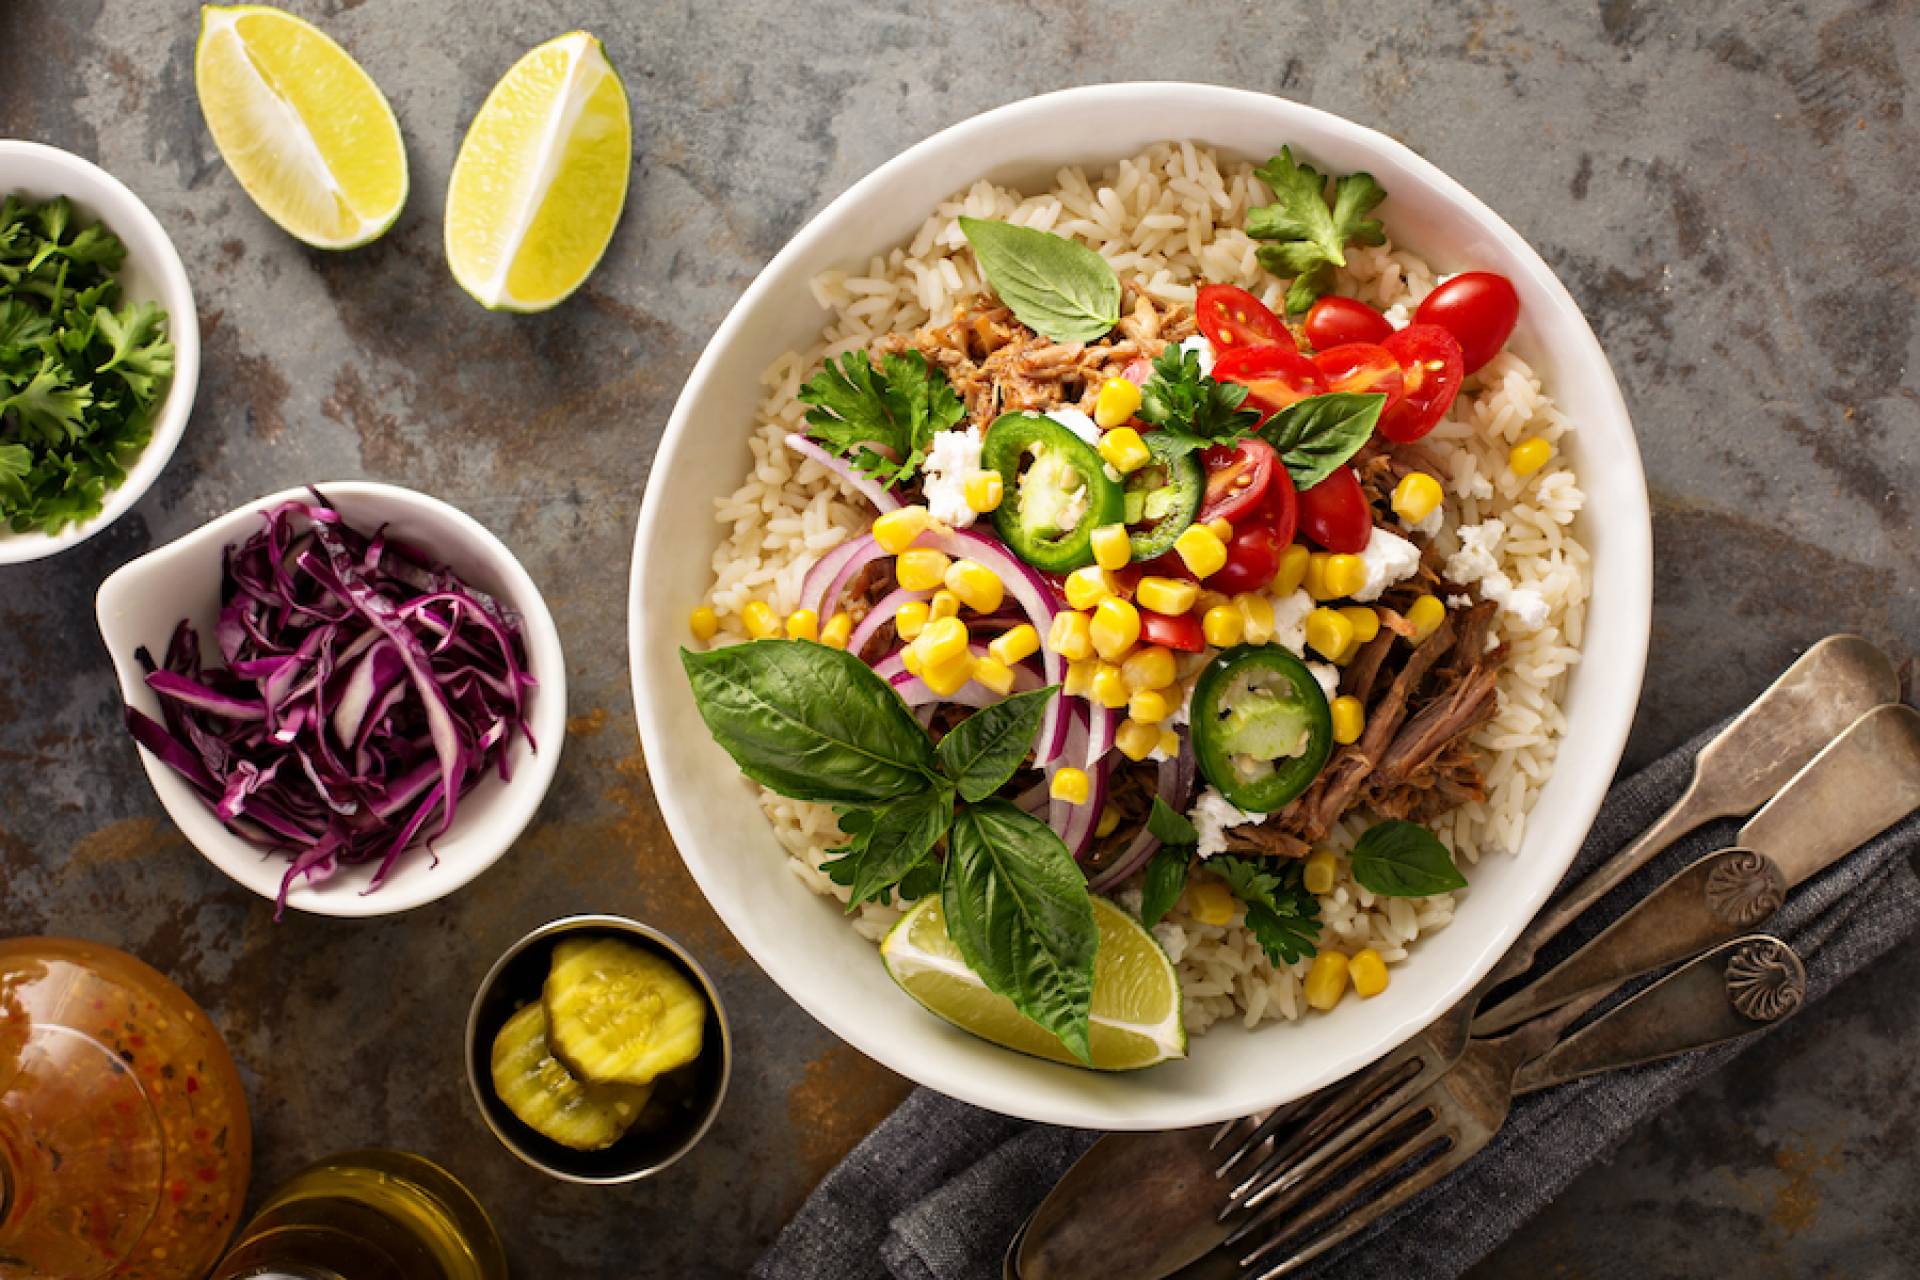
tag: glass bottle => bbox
[0,937,252,1280]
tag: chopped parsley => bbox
[1210,854,1322,966]
[797,348,965,486]
[1247,148,1387,318]
[1136,343,1259,456]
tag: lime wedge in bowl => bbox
[882,894,1186,1071]
[444,31,632,312]
[194,5,407,249]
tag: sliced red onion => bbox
[1086,729,1198,892]
[797,535,879,621]
[1044,705,1108,861]
[848,587,930,659]
[877,643,1041,707]
[784,433,901,512]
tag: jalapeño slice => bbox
[1189,646,1334,813]
[1123,431,1203,561]
[981,411,1125,572]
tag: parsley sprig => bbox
[797,349,965,486]
[1247,148,1387,318]
[1210,856,1322,966]
[1137,343,1259,456]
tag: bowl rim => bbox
[94,480,569,917]
[628,82,1651,1128]
[0,139,200,565]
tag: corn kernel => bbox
[1090,597,1142,661]
[921,651,974,697]
[1334,631,1364,666]
[1322,554,1367,599]
[820,612,852,650]
[1174,524,1228,578]
[1305,551,1334,601]
[1096,804,1123,838]
[743,600,780,640]
[1091,523,1132,572]
[1158,726,1181,756]
[1350,947,1390,998]
[1202,604,1245,648]
[1063,658,1097,697]
[917,616,970,667]
[1272,543,1311,596]
[1392,472,1444,525]
[1115,718,1160,761]
[1189,879,1237,927]
[1509,436,1553,477]
[1303,847,1338,895]
[1097,425,1152,472]
[1305,607,1356,660]
[896,547,951,592]
[1331,694,1365,745]
[1050,766,1091,805]
[873,505,931,554]
[1094,378,1145,430]
[989,623,1039,666]
[1406,594,1446,643]
[901,645,923,676]
[1121,645,1177,692]
[964,470,1004,513]
[1339,607,1380,645]
[972,655,1015,696]
[1207,517,1235,542]
[1235,593,1276,645]
[1049,610,1094,662]
[894,599,930,640]
[785,608,820,642]
[1136,576,1199,615]
[1305,952,1350,1011]
[1064,565,1118,610]
[929,589,961,621]
[945,558,1005,614]
[1196,589,1232,615]
[688,606,719,642]
[1128,689,1171,725]
[1090,661,1130,708]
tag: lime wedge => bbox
[444,31,632,312]
[882,894,1187,1071]
[195,5,407,249]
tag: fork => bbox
[1205,935,1806,1279]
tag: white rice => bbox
[700,143,1588,1035]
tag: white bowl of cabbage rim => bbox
[97,482,569,918]
[627,84,1650,1130]
[0,140,200,565]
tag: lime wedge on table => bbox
[882,895,1187,1071]
[444,32,632,312]
[195,5,408,249]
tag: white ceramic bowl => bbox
[0,140,199,564]
[98,482,568,917]
[628,84,1650,1129]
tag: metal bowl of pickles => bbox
[464,915,731,1184]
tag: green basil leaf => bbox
[1350,820,1469,897]
[1139,846,1191,928]
[681,640,938,804]
[822,786,955,910]
[1259,391,1385,492]
[935,685,1059,802]
[943,799,1099,1063]
[1146,795,1200,847]
[958,218,1121,345]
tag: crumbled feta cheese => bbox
[1307,662,1341,698]
[1446,593,1474,610]
[1495,584,1550,631]
[1458,468,1494,501]
[1190,786,1259,859]
[1442,520,1547,630]
[1178,334,1216,376]
[1044,406,1102,446]
[1382,302,1411,331]
[1271,589,1314,656]
[1352,527,1423,602]
[1402,506,1443,538]
[921,428,983,527]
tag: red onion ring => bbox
[847,587,931,658]
[798,535,889,623]
[876,644,1042,707]
[1044,705,1108,861]
[783,433,901,513]
[1086,728,1197,892]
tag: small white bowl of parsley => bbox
[0,140,199,564]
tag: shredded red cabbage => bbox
[123,494,536,916]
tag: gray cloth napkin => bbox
[754,720,1920,1280]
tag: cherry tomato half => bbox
[1311,342,1404,416]
[1304,295,1393,351]
[1209,475,1298,595]
[1414,272,1519,374]
[1297,465,1372,554]
[1195,438,1277,526]
[1212,345,1327,424]
[1378,325,1465,443]
[1140,608,1205,653]
[1195,284,1288,353]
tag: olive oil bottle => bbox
[209,1150,507,1280]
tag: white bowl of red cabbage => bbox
[97,482,567,917]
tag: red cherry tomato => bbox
[1139,608,1205,653]
[1297,466,1371,554]
[1304,295,1393,350]
[1195,438,1277,526]
[1194,284,1288,353]
[1310,342,1404,416]
[1414,272,1519,374]
[1378,325,1465,443]
[1212,345,1327,423]
[1208,474,1298,595]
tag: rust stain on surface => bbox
[566,706,609,737]
[323,365,419,475]
[71,817,185,867]
[605,745,747,965]
[1768,1140,1841,1238]
[786,1043,911,1190]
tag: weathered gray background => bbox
[2,0,1915,1276]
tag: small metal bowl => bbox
[464,915,731,1183]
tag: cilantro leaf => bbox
[1247,148,1387,318]
[94,302,175,402]
[1210,855,1321,966]
[1136,344,1259,457]
[797,349,964,486]
[1140,846,1191,928]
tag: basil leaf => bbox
[943,799,1099,1063]
[1259,391,1385,492]
[1139,845,1191,928]
[681,640,938,805]
[935,686,1059,802]
[958,218,1121,345]
[822,786,955,910]
[1350,820,1469,897]
[1146,795,1200,847]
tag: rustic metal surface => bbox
[1,1,1914,1276]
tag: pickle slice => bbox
[489,1001,651,1151]
[543,937,707,1087]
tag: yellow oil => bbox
[208,1149,507,1280]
